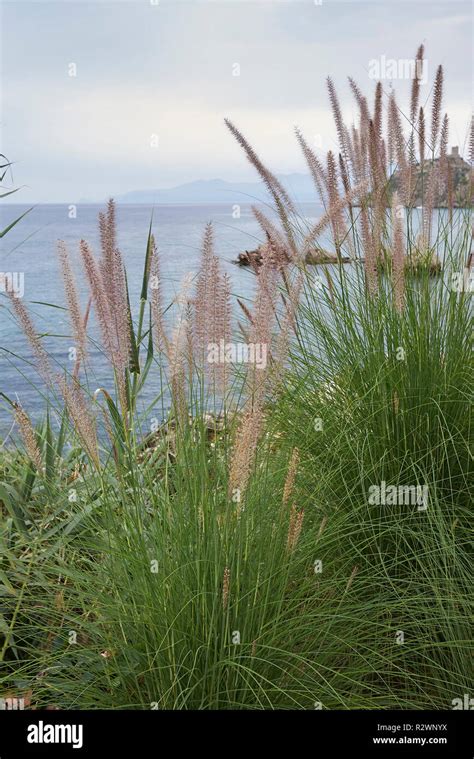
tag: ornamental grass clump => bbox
[1,43,471,710]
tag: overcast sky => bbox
[1,0,472,202]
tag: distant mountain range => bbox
[114,174,320,205]
[110,151,472,207]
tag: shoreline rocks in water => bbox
[234,246,353,268]
[235,246,443,274]
[138,413,230,464]
[377,250,442,275]
[405,256,442,274]
[304,249,353,265]
[235,249,264,268]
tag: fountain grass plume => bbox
[225,118,297,250]
[391,191,405,313]
[149,236,170,358]
[431,65,444,151]
[57,241,87,366]
[282,447,299,507]
[295,127,328,207]
[327,76,349,161]
[13,403,42,472]
[57,376,100,469]
[6,286,52,384]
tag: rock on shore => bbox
[234,247,352,267]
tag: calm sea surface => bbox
[0,202,324,435]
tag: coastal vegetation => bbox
[0,45,472,710]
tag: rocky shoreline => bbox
[234,247,353,268]
[234,246,443,273]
